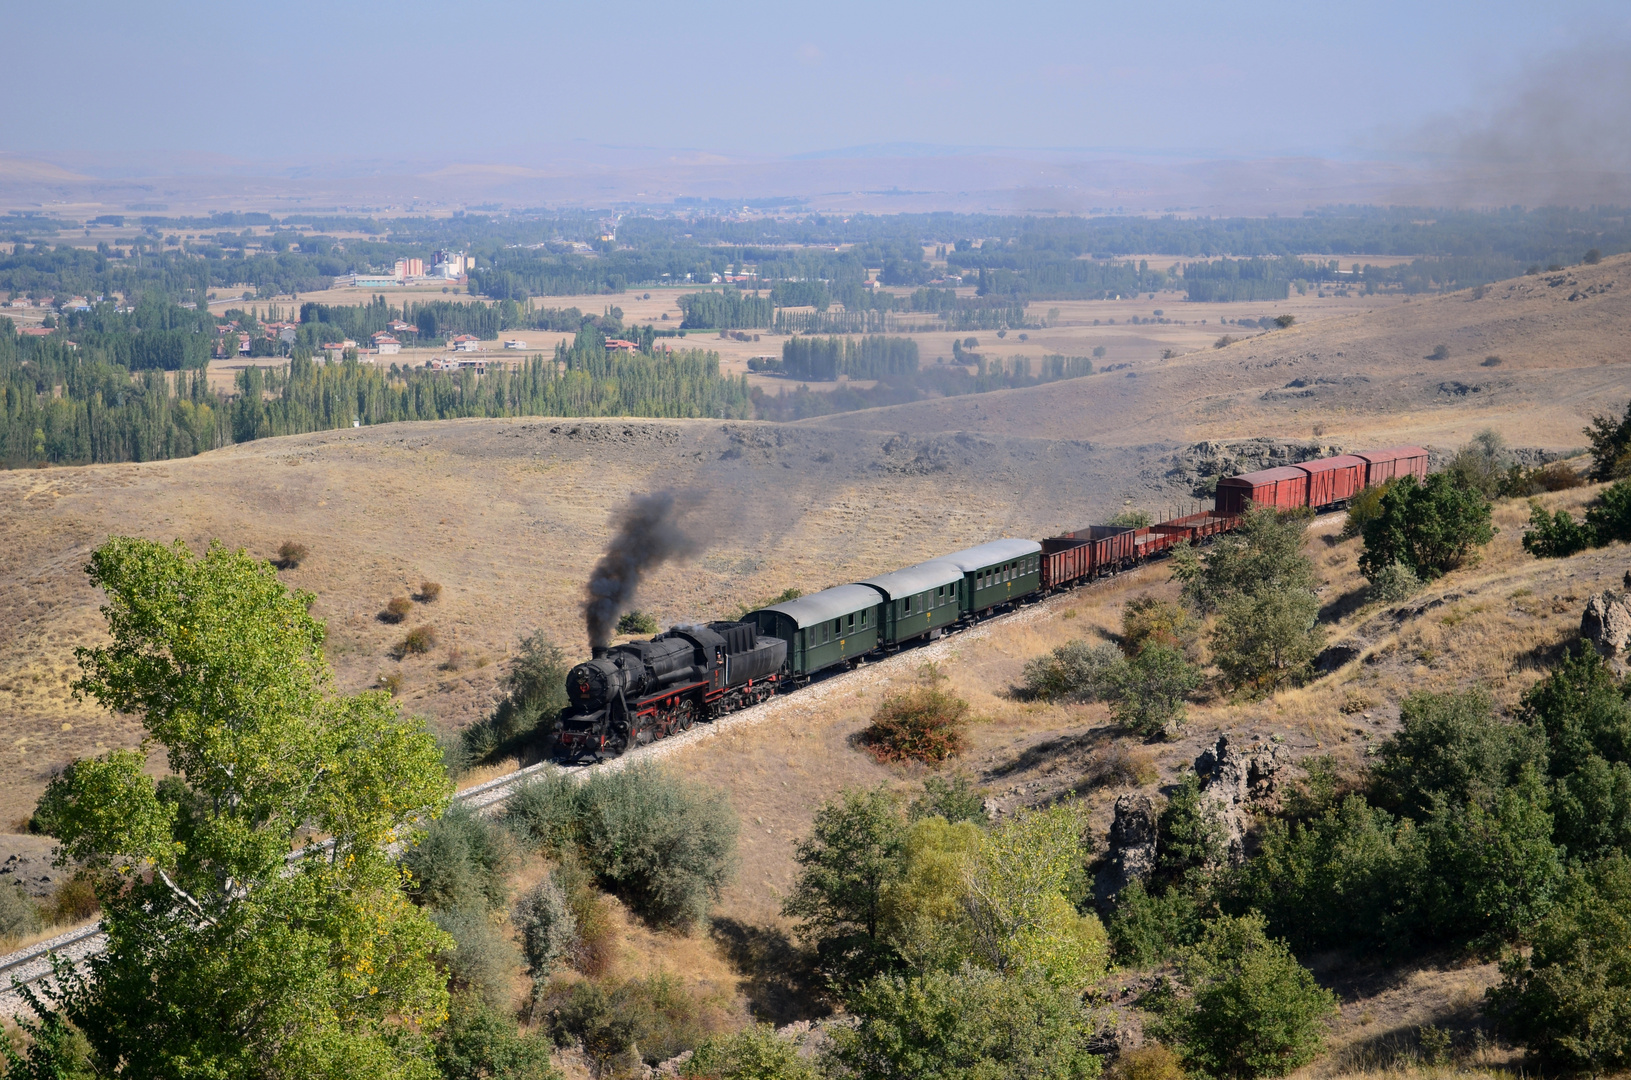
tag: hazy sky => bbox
[8,0,1628,164]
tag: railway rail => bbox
[0,572,1108,1019]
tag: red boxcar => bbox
[1356,446,1429,487]
[1215,466,1310,514]
[1297,454,1367,508]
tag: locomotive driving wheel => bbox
[676,699,695,731]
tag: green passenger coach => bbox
[858,560,964,647]
[745,584,882,678]
[940,539,1045,615]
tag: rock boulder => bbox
[1582,591,1631,656]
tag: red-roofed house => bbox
[450,334,480,352]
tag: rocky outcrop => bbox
[1582,591,1631,657]
[1094,793,1160,906]
[1193,735,1291,863]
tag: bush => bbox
[1481,354,1503,367]
[48,875,99,924]
[461,630,570,766]
[553,853,618,977]
[1445,430,1508,498]
[1021,640,1124,703]
[435,992,560,1080]
[1156,773,1229,887]
[1108,1044,1187,1080]
[404,802,517,914]
[1367,561,1421,602]
[1584,247,1603,265]
[1110,643,1201,736]
[416,580,442,603]
[1428,344,1450,360]
[0,882,42,942]
[381,595,413,623]
[1522,503,1597,558]
[859,679,970,765]
[1359,472,1494,581]
[616,610,659,635]
[503,772,581,854]
[683,1023,819,1080]
[1584,400,1631,481]
[1122,595,1196,659]
[1107,878,1205,968]
[514,873,577,982]
[377,670,404,696]
[1209,588,1322,694]
[548,972,725,1072]
[1341,482,1389,538]
[827,967,1105,1080]
[1109,508,1153,528]
[1150,913,1336,1080]
[909,773,987,825]
[395,624,438,656]
[575,762,739,927]
[1177,506,1316,614]
[432,905,521,1006]
[1488,853,1631,1073]
[1585,478,1631,544]
[274,540,309,568]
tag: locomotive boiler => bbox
[555,620,787,760]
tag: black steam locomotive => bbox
[555,621,788,760]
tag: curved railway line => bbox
[0,575,1105,1019]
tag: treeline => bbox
[1181,257,1298,302]
[0,324,750,466]
[753,353,1095,420]
[676,288,773,329]
[298,296,626,343]
[780,335,920,380]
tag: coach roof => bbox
[752,584,881,629]
[936,538,1043,571]
[859,560,964,600]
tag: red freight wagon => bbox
[1297,454,1367,508]
[1215,466,1310,514]
[1040,525,1137,588]
[1355,446,1429,487]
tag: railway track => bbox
[0,573,1125,1018]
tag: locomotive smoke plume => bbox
[583,490,704,651]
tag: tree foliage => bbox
[31,537,453,1079]
[1359,472,1494,580]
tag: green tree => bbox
[1176,506,1315,614]
[1444,430,1509,499]
[827,968,1104,1080]
[1209,588,1323,694]
[1488,853,1631,1074]
[683,1024,821,1080]
[1359,472,1495,581]
[1584,478,1631,544]
[1522,502,1597,558]
[458,630,569,766]
[1584,399,1631,481]
[434,993,560,1080]
[1109,643,1201,735]
[782,787,908,987]
[1150,913,1336,1080]
[32,537,453,1079]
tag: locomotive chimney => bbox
[591,646,608,660]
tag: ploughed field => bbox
[0,255,1626,836]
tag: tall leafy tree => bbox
[1358,473,1494,581]
[28,537,453,1079]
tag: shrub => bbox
[416,580,442,603]
[1359,473,1494,581]
[1156,773,1229,887]
[909,773,987,825]
[616,610,659,635]
[1341,482,1389,538]
[460,630,569,766]
[1084,743,1159,789]
[575,762,739,927]
[514,873,577,982]
[0,882,42,942]
[1109,1044,1187,1080]
[1533,460,1583,491]
[1427,343,1450,360]
[1367,561,1421,602]
[1149,913,1336,1080]
[377,670,404,696]
[1122,595,1196,659]
[553,853,618,977]
[1214,335,1237,349]
[381,595,413,623]
[1177,505,1316,614]
[1522,503,1597,558]
[432,905,521,1006]
[1107,878,1206,968]
[1584,247,1603,264]
[1585,478,1631,544]
[1110,643,1201,735]
[827,967,1105,1080]
[1488,853,1631,1073]
[274,540,308,568]
[1584,399,1631,481]
[1274,314,1295,329]
[435,992,559,1080]
[549,972,725,1072]
[48,874,99,924]
[859,680,970,765]
[1481,354,1503,366]
[1209,588,1322,694]
[1445,430,1508,498]
[404,802,517,914]
[1021,640,1124,703]
[503,772,581,854]
[683,1023,819,1080]
[396,624,438,656]
[1109,508,1153,528]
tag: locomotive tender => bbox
[553,443,1426,760]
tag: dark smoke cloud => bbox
[583,490,704,650]
[1397,39,1631,206]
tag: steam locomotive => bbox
[555,621,787,760]
[553,442,1427,761]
